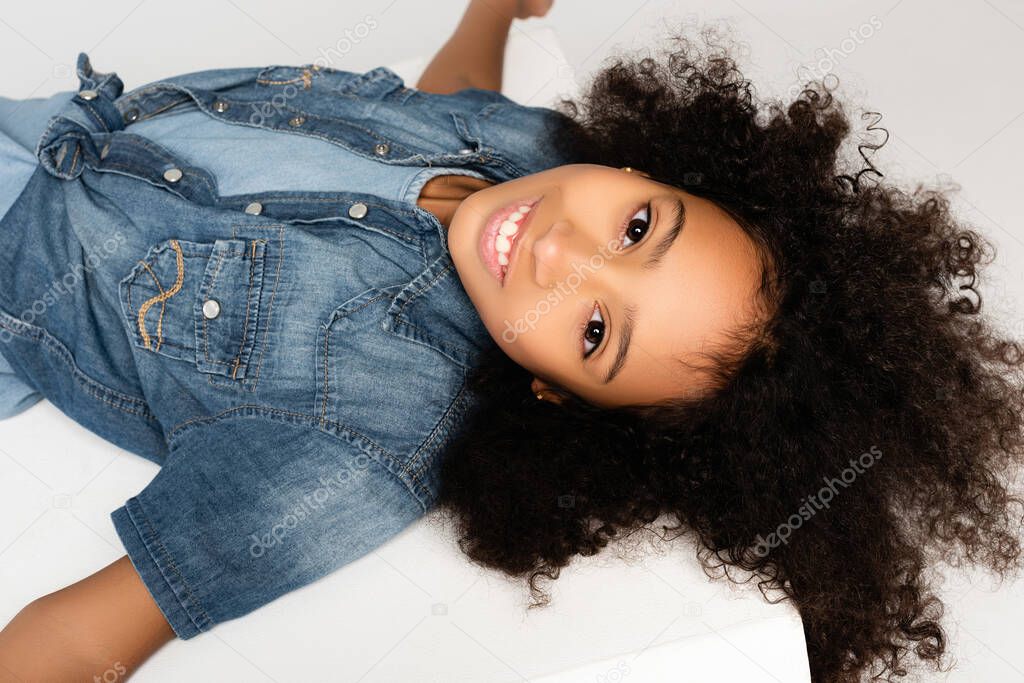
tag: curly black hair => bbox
[428,19,1024,683]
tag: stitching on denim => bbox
[229,239,262,379]
[119,86,192,121]
[132,499,214,629]
[257,76,304,85]
[201,244,230,367]
[476,102,506,122]
[255,65,316,87]
[79,99,109,132]
[68,144,81,176]
[232,101,397,153]
[402,380,467,488]
[138,240,184,350]
[97,158,219,200]
[135,98,188,121]
[161,403,426,511]
[319,321,330,421]
[230,225,284,389]
[54,141,68,167]
[226,240,263,377]
[396,260,449,318]
[167,405,394,467]
[120,83,177,104]
[391,261,472,368]
[319,290,393,424]
[101,134,219,197]
[95,164,191,204]
[0,315,157,421]
[225,195,421,217]
[34,113,72,159]
[137,260,170,353]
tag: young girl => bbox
[2,2,1022,681]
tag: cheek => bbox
[493,301,572,375]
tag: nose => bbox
[531,220,603,290]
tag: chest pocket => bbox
[119,237,271,386]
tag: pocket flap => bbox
[195,238,267,379]
[120,237,268,382]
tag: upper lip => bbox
[505,196,541,287]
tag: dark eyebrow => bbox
[642,197,686,270]
[603,196,686,384]
[603,302,637,384]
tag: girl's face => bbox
[447,163,765,408]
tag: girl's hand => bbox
[419,0,552,95]
[512,0,554,19]
[482,0,553,20]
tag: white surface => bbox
[0,14,809,683]
[1,1,1023,682]
[0,404,809,683]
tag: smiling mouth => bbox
[480,196,541,286]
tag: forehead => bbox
[592,190,765,405]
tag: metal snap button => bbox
[374,142,389,156]
[213,100,230,113]
[288,116,306,127]
[244,201,263,215]
[78,89,98,101]
[163,168,183,183]
[123,108,139,123]
[348,202,368,219]
[202,299,221,320]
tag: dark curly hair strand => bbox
[428,21,1024,683]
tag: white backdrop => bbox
[1,1,1023,681]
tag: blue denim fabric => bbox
[0,52,574,638]
[0,92,72,418]
[124,102,492,204]
[0,349,42,418]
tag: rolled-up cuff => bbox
[110,498,208,640]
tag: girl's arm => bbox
[416,0,553,95]
[0,555,175,679]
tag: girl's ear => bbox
[530,377,564,404]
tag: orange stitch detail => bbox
[257,75,305,86]
[137,240,185,350]
[138,260,169,353]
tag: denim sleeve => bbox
[453,91,574,178]
[109,412,425,639]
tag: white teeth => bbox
[491,202,533,277]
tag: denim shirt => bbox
[0,52,574,638]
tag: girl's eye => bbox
[621,202,652,248]
[582,302,605,358]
